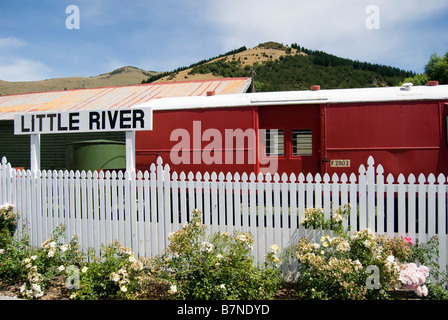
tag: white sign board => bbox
[14,108,152,135]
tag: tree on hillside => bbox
[402,50,448,85]
[425,51,448,84]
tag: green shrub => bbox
[70,241,145,300]
[154,209,282,300]
[0,228,31,285]
[294,206,403,300]
[0,204,18,248]
[18,225,81,299]
[296,206,448,299]
[406,236,448,299]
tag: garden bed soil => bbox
[0,276,70,300]
[0,278,421,300]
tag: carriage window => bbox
[292,129,312,156]
[265,129,284,156]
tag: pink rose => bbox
[419,265,430,278]
[415,285,428,297]
[399,263,430,297]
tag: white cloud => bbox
[0,36,25,51]
[0,57,51,81]
[204,0,448,72]
[0,37,52,81]
[206,0,365,48]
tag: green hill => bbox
[0,41,417,95]
[0,66,160,95]
[145,41,415,92]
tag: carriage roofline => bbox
[136,84,448,111]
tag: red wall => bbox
[135,100,448,178]
[136,107,259,175]
[324,101,448,178]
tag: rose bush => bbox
[0,204,17,248]
[18,226,81,299]
[2,201,448,300]
[69,241,146,300]
[293,205,444,299]
[154,209,283,300]
[294,230,401,299]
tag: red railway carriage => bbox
[136,106,260,174]
[135,84,448,178]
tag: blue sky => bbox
[0,0,447,81]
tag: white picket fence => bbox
[1,155,447,273]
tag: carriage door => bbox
[440,102,448,175]
[258,104,321,175]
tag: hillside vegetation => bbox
[147,41,415,91]
[0,42,418,95]
[402,50,448,85]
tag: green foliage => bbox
[300,204,351,238]
[307,49,412,78]
[258,41,290,51]
[154,209,282,300]
[0,220,153,300]
[12,225,81,299]
[0,229,31,285]
[2,204,447,300]
[0,204,17,248]
[71,241,145,300]
[0,204,32,285]
[253,53,412,91]
[295,206,402,299]
[405,236,448,299]
[402,50,448,86]
[400,73,429,86]
[1,209,282,300]
[294,205,448,300]
[185,50,412,91]
[425,51,448,84]
[141,71,172,84]
[377,235,413,262]
[189,59,248,78]
[144,43,414,90]
[142,47,247,84]
[410,236,440,269]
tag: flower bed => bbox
[1,203,448,300]
[294,205,448,299]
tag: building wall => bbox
[0,120,125,170]
[0,121,30,169]
[324,101,448,178]
[136,107,259,174]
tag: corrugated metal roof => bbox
[0,77,252,120]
